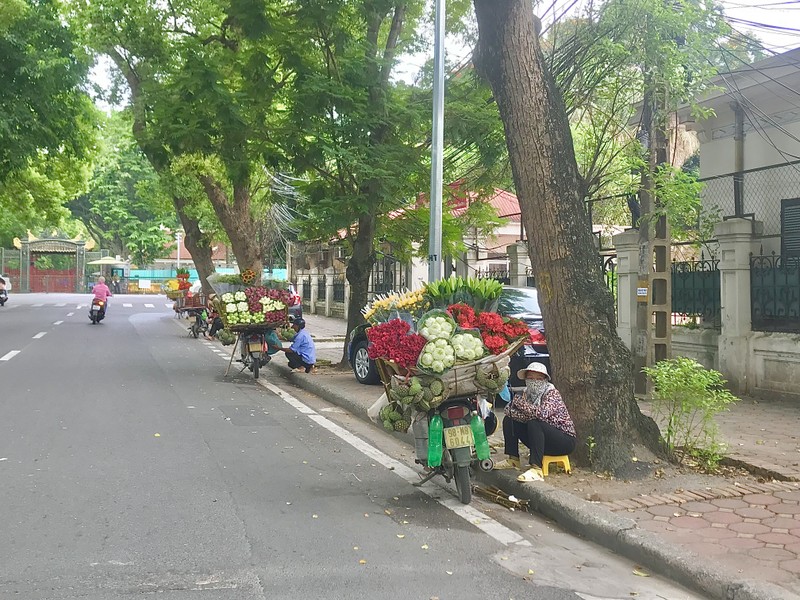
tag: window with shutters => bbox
[782,198,800,257]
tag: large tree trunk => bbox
[198,177,263,281]
[473,0,660,473]
[342,213,378,365]
[173,194,216,296]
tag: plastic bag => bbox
[367,393,389,425]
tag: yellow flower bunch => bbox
[361,289,429,324]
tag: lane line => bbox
[56,303,66,307]
[32,303,44,307]
[33,332,47,339]
[123,303,133,308]
[259,380,531,548]
[53,321,63,325]
[66,312,74,317]
[144,303,154,308]
[0,351,20,361]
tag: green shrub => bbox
[643,357,738,470]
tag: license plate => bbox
[444,425,474,449]
[248,342,262,353]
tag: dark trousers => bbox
[287,352,314,372]
[209,317,224,337]
[503,416,576,467]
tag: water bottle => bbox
[412,416,429,463]
[427,414,444,467]
[470,412,491,461]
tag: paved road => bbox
[1,294,702,599]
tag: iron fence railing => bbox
[671,252,721,329]
[600,254,618,309]
[750,252,800,333]
[302,276,311,301]
[476,268,510,285]
[317,275,326,301]
[333,274,346,303]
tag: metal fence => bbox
[671,252,721,329]
[600,254,617,307]
[333,274,346,303]
[317,275,326,301]
[302,276,311,301]
[750,251,800,333]
[699,160,800,238]
[475,268,510,285]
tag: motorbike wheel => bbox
[252,355,260,379]
[190,325,199,338]
[454,464,472,504]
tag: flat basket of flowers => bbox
[363,286,529,429]
[213,285,291,332]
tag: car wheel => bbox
[352,341,380,385]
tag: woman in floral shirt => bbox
[495,362,576,482]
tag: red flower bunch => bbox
[482,334,508,355]
[367,319,426,368]
[477,311,505,334]
[447,303,477,328]
[503,318,530,342]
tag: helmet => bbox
[293,317,306,329]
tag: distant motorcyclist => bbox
[91,276,113,316]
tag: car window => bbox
[498,287,541,316]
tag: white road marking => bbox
[66,312,74,316]
[259,380,531,549]
[144,303,154,308]
[53,321,63,325]
[165,303,173,308]
[123,303,133,307]
[33,332,47,339]
[56,303,66,307]
[0,351,21,361]
[76,305,82,309]
[32,303,44,307]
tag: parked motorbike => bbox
[187,308,209,339]
[237,331,270,379]
[0,289,7,307]
[89,298,106,324]
[413,395,494,504]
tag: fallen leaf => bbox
[396,534,405,539]
[402,520,409,524]
[446,571,453,575]
[632,567,650,577]
[500,556,508,561]
[312,514,318,519]
[384,509,392,515]
[359,559,367,565]
[421,544,429,550]
[528,569,534,575]
[154,433,161,437]
[353,546,359,550]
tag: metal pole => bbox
[427,0,445,283]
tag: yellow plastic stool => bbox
[542,455,571,476]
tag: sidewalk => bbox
[285,314,800,599]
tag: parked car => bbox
[347,286,549,386]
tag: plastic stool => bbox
[542,455,571,476]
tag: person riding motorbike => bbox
[91,276,113,318]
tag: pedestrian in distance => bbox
[278,317,317,373]
[494,362,576,482]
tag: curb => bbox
[263,364,800,600]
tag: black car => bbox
[347,286,549,386]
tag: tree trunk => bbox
[473,0,660,473]
[342,213,377,365]
[198,177,263,281]
[173,194,215,296]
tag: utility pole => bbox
[427,0,445,283]
[633,82,672,396]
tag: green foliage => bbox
[67,112,173,265]
[643,357,738,470]
[0,0,95,180]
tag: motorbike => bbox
[187,308,209,338]
[413,395,495,504]
[89,298,107,324]
[237,331,270,379]
[0,288,7,307]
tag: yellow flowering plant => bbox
[361,288,429,324]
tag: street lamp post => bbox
[427,0,445,283]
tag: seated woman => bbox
[494,362,576,482]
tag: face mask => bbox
[525,379,548,397]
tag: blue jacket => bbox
[290,329,316,364]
